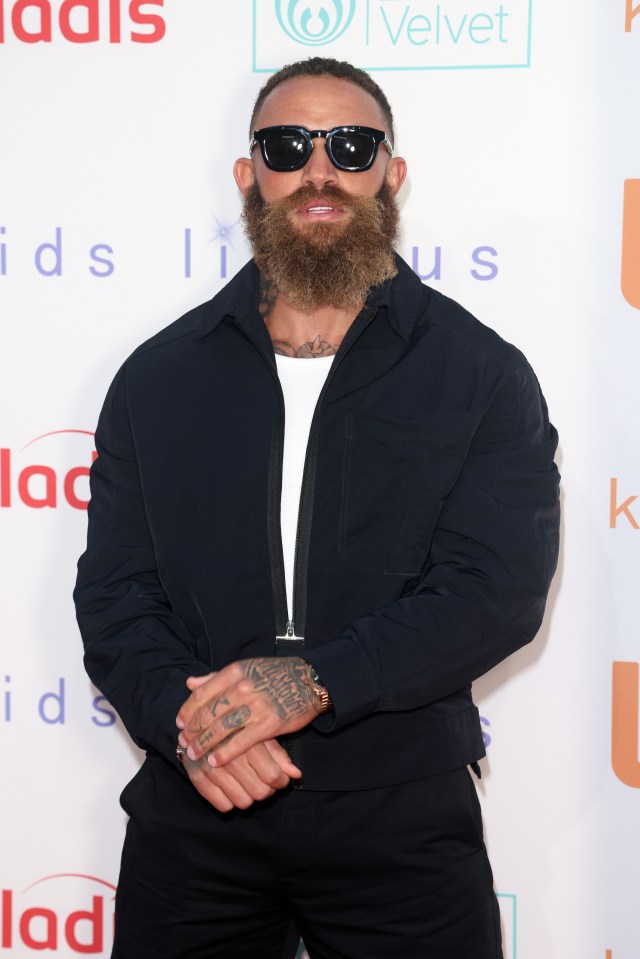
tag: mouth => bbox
[294,201,347,223]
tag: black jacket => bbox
[75,255,560,791]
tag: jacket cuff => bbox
[306,633,380,732]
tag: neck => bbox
[259,273,363,358]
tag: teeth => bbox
[308,206,333,212]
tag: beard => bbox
[241,180,400,312]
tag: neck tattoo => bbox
[258,274,279,319]
[259,273,340,358]
[273,334,338,358]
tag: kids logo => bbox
[1,874,115,955]
[621,180,640,309]
[612,661,640,788]
[254,0,533,72]
[0,0,165,45]
[0,430,96,511]
[275,0,356,46]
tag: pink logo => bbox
[0,430,96,510]
[0,1,165,45]
[1,874,116,954]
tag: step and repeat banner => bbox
[1,2,639,957]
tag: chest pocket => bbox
[338,411,477,576]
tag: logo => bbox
[0,0,165,45]
[626,1,640,31]
[609,478,638,529]
[621,180,640,308]
[276,0,355,46]
[612,661,640,788]
[254,0,534,72]
[0,430,96,510]
[1,874,115,955]
[1,673,117,727]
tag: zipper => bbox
[235,305,378,783]
[290,304,377,640]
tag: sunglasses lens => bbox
[330,131,376,170]
[262,129,310,170]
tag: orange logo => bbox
[609,478,638,529]
[621,180,640,308]
[612,662,640,788]
[626,1,640,30]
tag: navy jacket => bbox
[75,255,560,791]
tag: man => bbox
[75,57,560,959]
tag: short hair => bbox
[249,57,395,144]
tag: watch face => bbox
[308,665,321,685]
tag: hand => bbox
[176,657,320,769]
[179,675,302,812]
[181,737,302,812]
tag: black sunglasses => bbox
[250,125,393,173]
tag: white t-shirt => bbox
[275,353,334,622]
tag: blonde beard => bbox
[242,182,399,312]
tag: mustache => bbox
[256,184,380,217]
[241,179,399,311]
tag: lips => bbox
[299,203,342,216]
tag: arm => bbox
[74,364,208,765]
[74,365,301,807]
[178,357,560,766]
[309,359,560,731]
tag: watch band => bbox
[303,663,333,714]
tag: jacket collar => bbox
[193,253,428,343]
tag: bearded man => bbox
[75,57,560,959]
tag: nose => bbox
[301,136,338,188]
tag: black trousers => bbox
[113,764,503,959]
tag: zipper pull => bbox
[275,622,304,652]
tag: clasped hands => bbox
[175,656,320,813]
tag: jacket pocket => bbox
[338,411,476,575]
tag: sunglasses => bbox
[250,125,393,173]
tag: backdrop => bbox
[1,2,638,957]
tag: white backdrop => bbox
[1,2,639,957]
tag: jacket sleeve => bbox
[308,357,561,731]
[74,363,210,766]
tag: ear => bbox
[385,156,407,198]
[234,157,255,196]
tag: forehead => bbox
[254,75,387,131]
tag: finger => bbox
[222,751,287,800]
[178,687,237,747]
[193,777,235,813]
[182,758,236,812]
[243,743,294,791]
[184,755,258,812]
[206,725,265,768]
[202,765,263,810]
[185,701,255,760]
[263,739,303,779]
[176,665,239,730]
[186,673,215,691]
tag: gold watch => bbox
[303,663,333,714]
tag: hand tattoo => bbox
[222,706,251,730]
[240,657,317,721]
[210,694,230,718]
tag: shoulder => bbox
[390,255,531,379]
[126,259,258,366]
[420,285,532,379]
